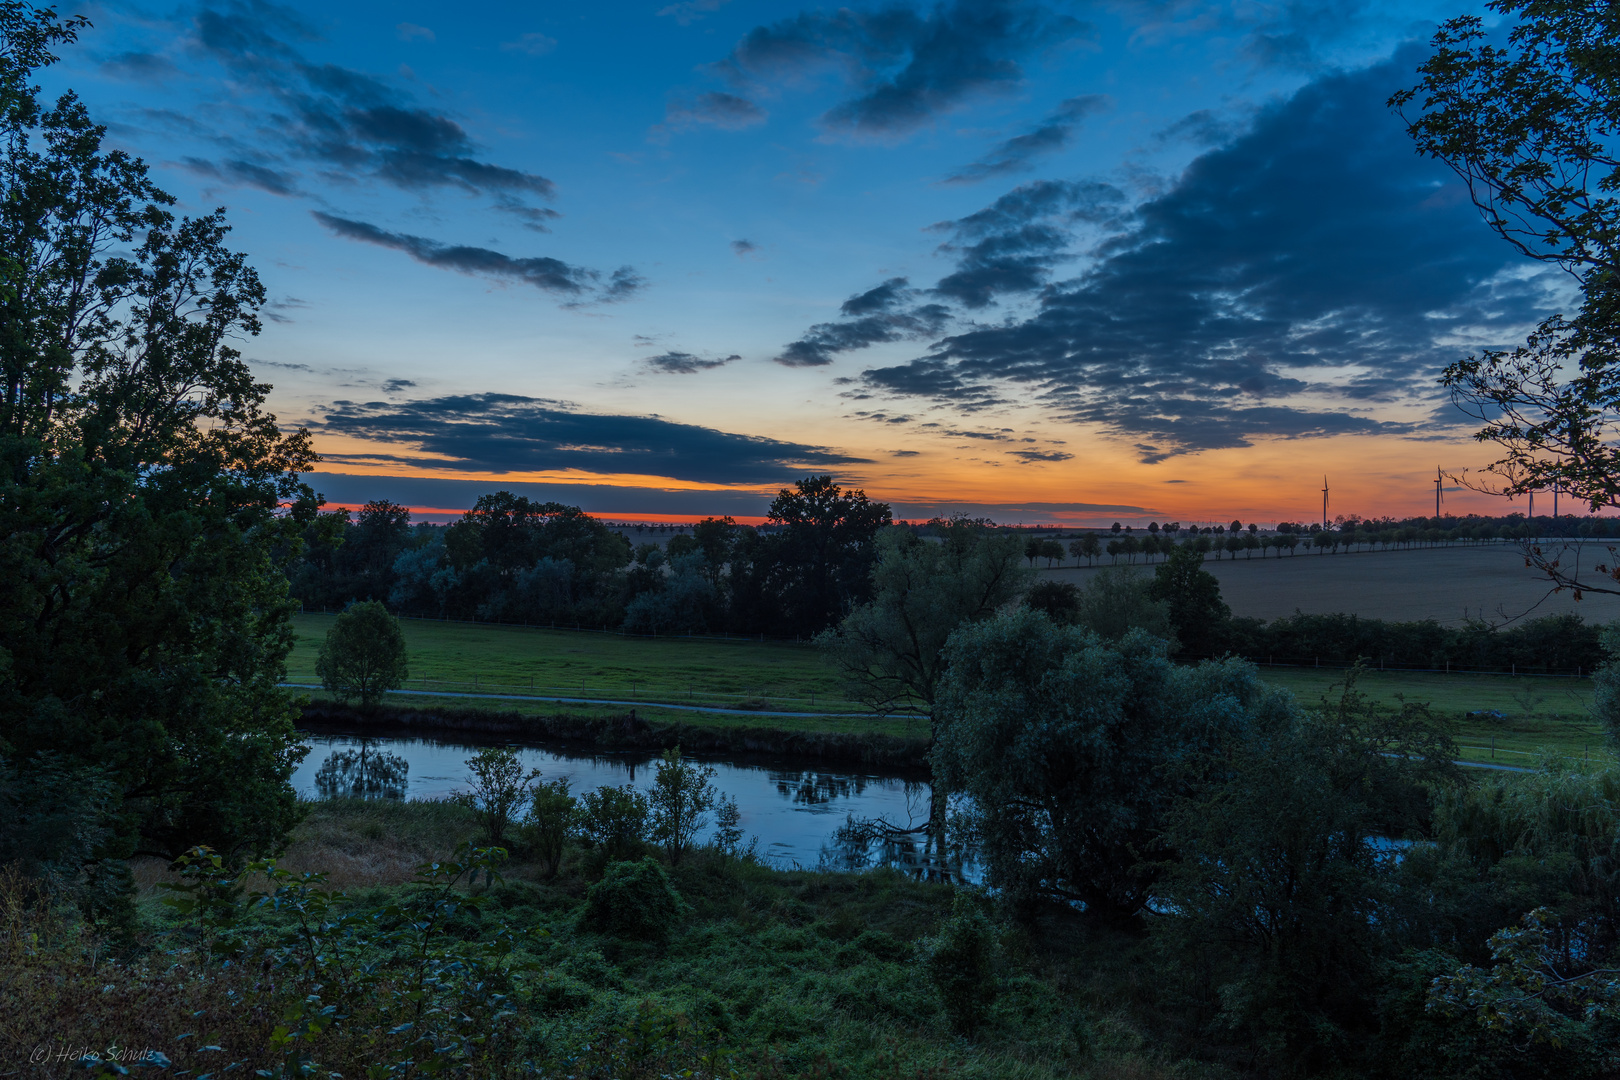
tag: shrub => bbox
[580,857,687,939]
[449,747,540,845]
[578,784,651,862]
[922,892,999,1036]
[650,748,717,865]
[529,778,576,877]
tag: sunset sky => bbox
[53,0,1570,525]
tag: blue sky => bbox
[49,0,1556,523]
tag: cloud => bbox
[312,212,642,303]
[930,179,1128,307]
[395,23,433,43]
[382,378,417,393]
[775,277,950,367]
[854,49,1558,461]
[181,2,557,214]
[944,94,1111,184]
[1008,448,1073,463]
[1154,108,1242,147]
[312,394,867,485]
[719,0,1090,137]
[659,0,733,25]
[101,51,181,80]
[731,238,758,257]
[657,92,767,137]
[181,156,300,196]
[501,32,557,56]
[644,351,741,374]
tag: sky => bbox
[47,0,1574,525]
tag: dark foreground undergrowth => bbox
[5,798,1192,1080]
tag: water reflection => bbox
[292,726,977,881]
[313,741,409,799]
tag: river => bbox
[293,726,971,878]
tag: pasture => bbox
[288,613,858,713]
[290,613,1610,768]
[1038,540,1620,625]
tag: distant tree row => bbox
[288,476,893,639]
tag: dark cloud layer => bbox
[314,393,866,485]
[171,1,556,226]
[931,179,1127,307]
[859,50,1554,461]
[720,0,1089,136]
[776,277,949,367]
[945,94,1111,184]
[645,351,742,374]
[313,213,641,302]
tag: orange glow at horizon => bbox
[307,428,1594,527]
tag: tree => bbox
[649,747,717,866]
[933,609,1286,924]
[1149,544,1230,656]
[312,741,409,799]
[817,523,1029,718]
[0,7,318,864]
[529,778,576,878]
[577,784,651,862]
[1394,2,1620,597]
[1039,538,1065,567]
[450,747,541,846]
[764,475,892,634]
[1069,534,1100,566]
[316,601,410,709]
[1156,668,1460,1070]
[1024,536,1043,566]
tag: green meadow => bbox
[291,613,1610,768]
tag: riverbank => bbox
[301,700,933,769]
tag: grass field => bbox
[290,612,862,713]
[291,613,1612,769]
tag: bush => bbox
[580,857,687,939]
[449,747,540,845]
[650,748,717,865]
[529,778,576,877]
[923,892,999,1036]
[578,785,651,862]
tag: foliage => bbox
[1594,621,1620,744]
[922,892,999,1036]
[577,783,651,862]
[817,523,1029,717]
[933,609,1286,923]
[1393,2,1620,594]
[713,792,744,856]
[449,746,540,845]
[650,747,718,865]
[0,752,130,927]
[312,741,410,799]
[580,856,688,940]
[0,3,315,865]
[1153,666,1460,1073]
[289,499,413,611]
[529,777,576,877]
[1148,545,1230,656]
[760,475,894,636]
[1043,569,1172,647]
[315,599,410,708]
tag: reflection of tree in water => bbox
[819,786,976,884]
[314,741,410,799]
[771,770,870,805]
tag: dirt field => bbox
[1038,541,1620,625]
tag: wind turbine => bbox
[1434,467,1444,519]
[1321,475,1329,529]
